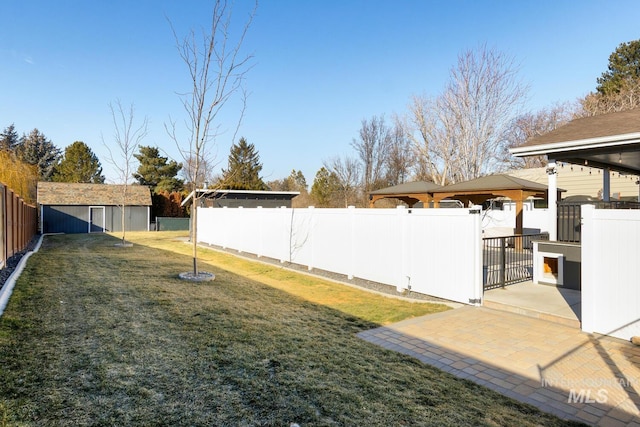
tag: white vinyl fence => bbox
[198,206,483,305]
[581,205,640,340]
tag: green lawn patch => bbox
[0,233,580,426]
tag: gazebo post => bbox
[514,196,528,251]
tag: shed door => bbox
[89,207,105,233]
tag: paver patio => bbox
[358,306,640,426]
[484,281,582,328]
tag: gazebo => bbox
[431,174,560,236]
[368,181,442,208]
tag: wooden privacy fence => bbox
[0,183,38,269]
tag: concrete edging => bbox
[0,234,45,316]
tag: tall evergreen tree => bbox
[268,169,308,192]
[310,167,340,207]
[596,39,640,95]
[14,128,61,181]
[220,137,267,190]
[286,169,307,193]
[0,124,20,151]
[579,39,640,115]
[53,141,105,183]
[133,145,183,193]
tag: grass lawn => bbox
[0,232,580,426]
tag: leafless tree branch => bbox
[165,0,256,276]
[102,99,148,244]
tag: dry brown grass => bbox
[0,233,581,426]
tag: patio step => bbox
[483,299,581,329]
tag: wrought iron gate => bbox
[483,233,549,290]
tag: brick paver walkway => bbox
[357,306,640,426]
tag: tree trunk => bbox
[192,195,198,276]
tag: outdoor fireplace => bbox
[534,251,564,286]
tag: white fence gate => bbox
[198,206,483,305]
[581,205,640,340]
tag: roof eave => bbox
[510,132,640,157]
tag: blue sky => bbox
[2,0,640,186]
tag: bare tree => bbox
[408,95,457,185]
[503,103,574,169]
[408,46,527,184]
[351,115,391,201]
[385,116,414,186]
[324,155,361,207]
[166,0,256,278]
[103,100,148,245]
[578,77,640,116]
[182,154,215,188]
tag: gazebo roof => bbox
[432,174,549,194]
[430,174,559,237]
[369,181,442,195]
[430,174,561,226]
[368,181,442,207]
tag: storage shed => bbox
[182,189,299,208]
[37,182,152,233]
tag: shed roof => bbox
[37,182,152,206]
[182,189,300,206]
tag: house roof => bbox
[37,182,152,206]
[516,109,640,149]
[369,181,442,195]
[510,109,640,175]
